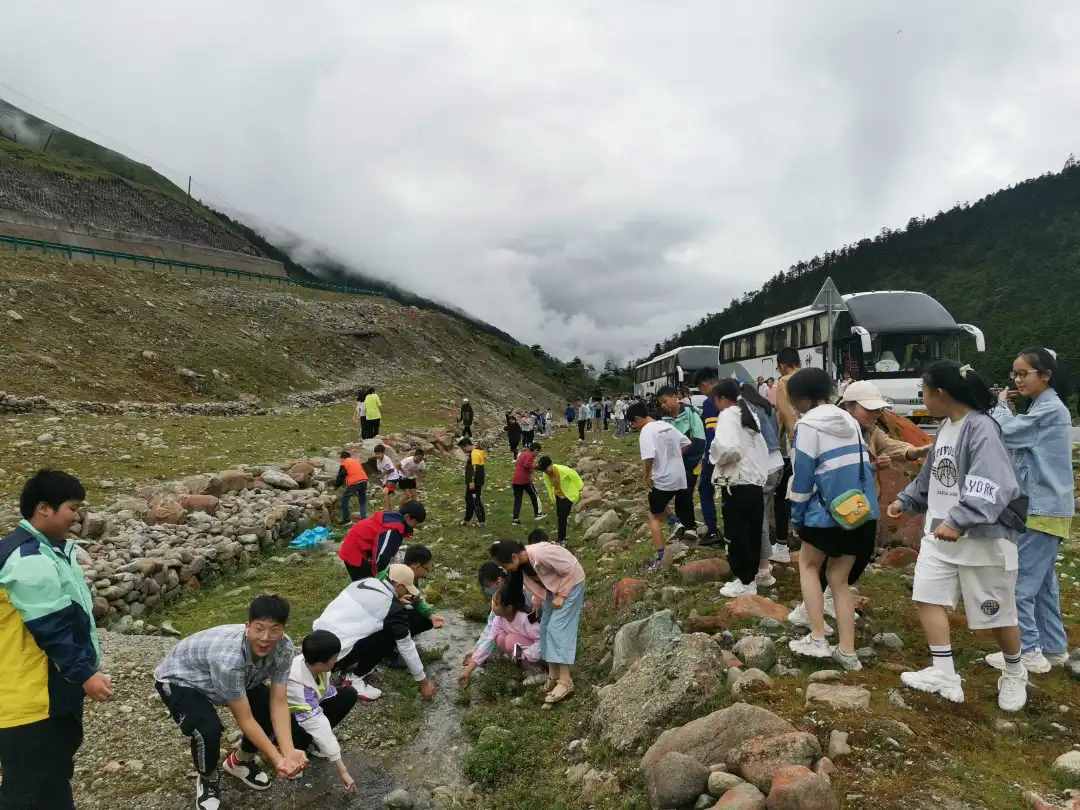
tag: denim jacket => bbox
[991,389,1075,518]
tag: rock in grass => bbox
[611,609,681,678]
[805,683,870,710]
[645,751,709,809]
[383,788,414,809]
[1052,750,1080,784]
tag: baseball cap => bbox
[840,380,890,411]
[387,563,420,596]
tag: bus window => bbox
[755,332,766,355]
[812,316,822,344]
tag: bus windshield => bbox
[862,333,960,378]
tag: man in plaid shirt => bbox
[154,594,307,810]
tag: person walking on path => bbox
[983,347,1075,675]
[693,370,722,544]
[889,361,1029,711]
[575,400,588,442]
[286,631,360,794]
[627,400,695,571]
[709,379,770,598]
[512,442,546,524]
[337,502,427,581]
[537,456,583,545]
[505,411,523,459]
[335,450,369,524]
[154,595,307,809]
[0,470,113,810]
[314,565,437,701]
[460,437,488,527]
[613,395,628,438]
[489,540,586,704]
[564,402,575,427]
[363,388,383,438]
[458,398,474,439]
[771,347,802,563]
[354,390,368,440]
[785,368,878,674]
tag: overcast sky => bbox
[3,2,1079,366]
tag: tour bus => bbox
[634,345,718,400]
[716,288,985,421]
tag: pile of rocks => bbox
[0,390,263,417]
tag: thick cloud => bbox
[3,2,1079,366]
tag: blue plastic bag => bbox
[289,526,330,549]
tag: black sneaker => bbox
[512,519,521,525]
[195,773,222,810]
[699,532,724,547]
[222,752,272,791]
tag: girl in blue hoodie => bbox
[786,368,878,671]
[983,347,1075,675]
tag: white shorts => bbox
[912,552,1018,630]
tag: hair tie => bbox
[1044,347,1058,360]
[959,364,974,379]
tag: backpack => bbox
[338,512,406,574]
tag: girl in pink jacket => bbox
[489,540,586,704]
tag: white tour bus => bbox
[716,288,985,421]
[634,345,718,399]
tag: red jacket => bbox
[338,511,409,574]
[512,450,536,486]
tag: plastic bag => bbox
[289,526,330,549]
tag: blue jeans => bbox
[1016,528,1067,655]
[340,482,368,523]
[698,462,717,535]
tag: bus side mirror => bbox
[958,324,986,352]
[851,326,872,354]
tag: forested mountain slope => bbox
[659,159,1080,382]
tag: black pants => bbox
[722,484,765,584]
[156,682,275,773]
[816,520,878,590]
[290,686,358,752]
[774,458,792,543]
[465,483,486,523]
[335,615,429,679]
[461,422,472,438]
[513,483,540,519]
[363,418,381,438]
[345,561,372,581]
[340,481,368,523]
[0,714,83,809]
[522,430,534,446]
[683,469,699,531]
[603,415,609,430]
[556,495,573,544]
[578,421,587,440]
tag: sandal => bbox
[542,677,558,693]
[544,682,575,704]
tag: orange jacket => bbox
[340,457,368,486]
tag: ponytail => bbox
[922,361,995,413]
[714,379,760,433]
[1018,346,1073,404]
[739,382,773,414]
[737,400,761,433]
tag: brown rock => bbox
[719,595,790,623]
[219,469,253,493]
[715,782,767,809]
[148,500,186,525]
[722,649,743,669]
[727,732,822,793]
[765,765,837,809]
[879,547,918,568]
[678,557,732,584]
[813,757,835,780]
[612,577,648,610]
[92,596,110,620]
[287,461,317,486]
[804,684,871,711]
[182,474,223,497]
[687,614,729,633]
[180,494,220,515]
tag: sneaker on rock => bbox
[719,579,757,598]
[789,633,832,659]
[769,543,791,563]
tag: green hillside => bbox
[659,158,1080,384]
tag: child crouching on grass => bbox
[489,539,585,704]
[889,361,1029,711]
[287,631,359,794]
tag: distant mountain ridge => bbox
[656,157,1080,384]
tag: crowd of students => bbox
[1,344,1074,808]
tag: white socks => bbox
[930,644,955,676]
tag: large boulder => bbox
[219,469,253,493]
[181,474,222,497]
[719,595,790,623]
[733,636,778,672]
[80,512,107,539]
[726,732,822,793]
[641,703,796,773]
[260,469,299,490]
[584,509,621,540]
[765,765,837,810]
[148,499,185,525]
[287,461,317,486]
[612,609,681,678]
[595,634,725,752]
[678,557,732,584]
[644,751,709,809]
[612,577,649,610]
[180,494,220,515]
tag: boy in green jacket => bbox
[536,456,583,546]
[0,469,113,809]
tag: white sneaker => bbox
[719,579,757,598]
[789,633,833,659]
[823,588,837,620]
[1045,651,1070,666]
[786,602,835,635]
[769,543,791,563]
[832,646,863,672]
[755,571,776,588]
[984,650,1052,674]
[900,666,964,703]
[354,678,383,701]
[997,671,1029,712]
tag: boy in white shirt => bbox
[398,449,427,504]
[373,444,403,510]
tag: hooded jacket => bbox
[898,410,1026,539]
[542,464,584,504]
[789,404,880,529]
[287,655,344,761]
[337,511,411,574]
[709,405,770,488]
[0,521,101,728]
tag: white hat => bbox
[840,380,890,411]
